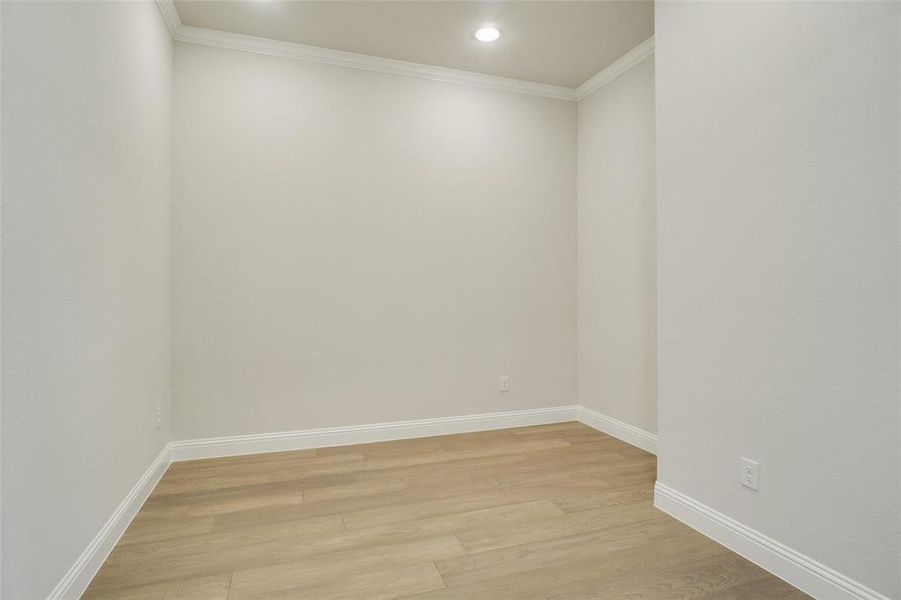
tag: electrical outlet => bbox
[499,375,510,392]
[741,458,759,491]
[156,406,162,431]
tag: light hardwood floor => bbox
[84,422,809,599]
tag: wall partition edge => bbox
[46,445,171,600]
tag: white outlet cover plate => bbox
[741,457,759,491]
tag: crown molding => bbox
[154,0,576,101]
[154,0,181,37]
[155,0,651,102]
[176,26,578,101]
[575,36,655,100]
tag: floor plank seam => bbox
[226,572,234,600]
[433,561,450,590]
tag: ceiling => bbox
[173,1,654,88]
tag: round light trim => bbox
[474,27,501,42]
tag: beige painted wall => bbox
[172,42,578,439]
[656,2,900,596]
[1,2,172,597]
[577,55,656,434]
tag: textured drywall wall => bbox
[1,1,172,597]
[656,2,900,596]
[172,42,577,439]
[577,54,656,435]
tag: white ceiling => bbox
[173,1,654,88]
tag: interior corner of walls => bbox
[576,406,657,455]
[574,36,655,101]
[154,0,182,38]
[575,41,656,457]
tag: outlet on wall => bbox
[741,458,759,491]
[156,406,162,431]
[499,375,510,392]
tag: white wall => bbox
[577,55,656,435]
[172,43,577,440]
[656,2,900,597]
[1,2,172,597]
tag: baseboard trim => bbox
[654,483,891,600]
[577,405,658,455]
[48,410,886,600]
[170,406,580,461]
[49,403,646,596]
[47,443,171,600]
[168,405,659,462]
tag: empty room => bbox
[1,1,899,599]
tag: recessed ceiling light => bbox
[474,27,501,43]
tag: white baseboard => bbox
[577,405,657,455]
[47,444,171,600]
[654,483,891,600]
[167,404,661,462]
[48,408,884,600]
[170,405,580,461]
[49,403,623,597]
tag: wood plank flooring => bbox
[84,422,809,599]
